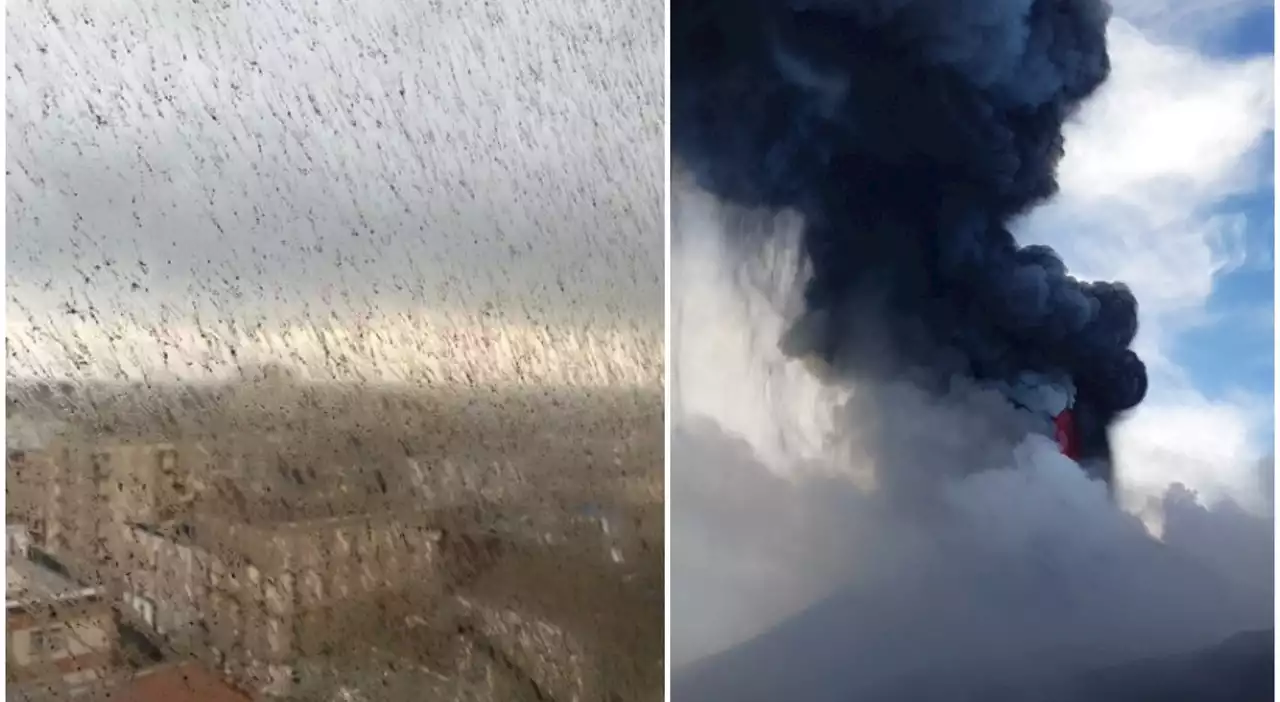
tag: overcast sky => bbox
[7,0,663,384]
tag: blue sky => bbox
[1174,186,1273,405]
[1214,3,1274,56]
[1174,14,1274,437]
[1176,3,1273,414]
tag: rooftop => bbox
[117,663,252,702]
[5,558,101,608]
[5,415,62,452]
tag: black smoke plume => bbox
[672,0,1147,473]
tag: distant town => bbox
[6,372,663,701]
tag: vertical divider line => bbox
[662,0,674,695]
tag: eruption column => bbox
[672,0,1148,475]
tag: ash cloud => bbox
[672,0,1149,468]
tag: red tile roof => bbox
[116,662,252,702]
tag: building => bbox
[114,497,662,699]
[14,384,663,700]
[27,421,445,696]
[5,551,256,702]
[6,557,115,697]
[115,509,446,697]
[40,431,207,587]
[6,414,61,538]
[8,525,33,561]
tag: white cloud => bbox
[1027,22,1271,316]
[1116,396,1271,515]
[1058,34,1270,203]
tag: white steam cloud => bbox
[669,186,1273,696]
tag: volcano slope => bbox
[673,557,1273,702]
